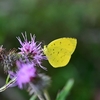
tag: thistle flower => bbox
[0,45,18,71]
[0,33,51,100]
[9,62,37,89]
[17,32,46,69]
[8,61,51,94]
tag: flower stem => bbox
[0,77,16,92]
[30,94,37,100]
[43,89,51,100]
[6,74,10,84]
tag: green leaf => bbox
[56,79,74,100]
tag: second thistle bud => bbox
[0,46,18,72]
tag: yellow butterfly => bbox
[43,38,77,68]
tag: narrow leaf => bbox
[56,79,74,100]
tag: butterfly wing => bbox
[43,38,77,68]
[48,38,77,55]
[44,47,71,67]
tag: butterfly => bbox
[43,38,77,68]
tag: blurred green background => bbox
[0,0,100,100]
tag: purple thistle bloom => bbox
[0,32,51,95]
[17,32,46,69]
[9,62,36,89]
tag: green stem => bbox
[30,94,37,100]
[37,94,45,100]
[44,89,50,100]
[6,74,10,84]
[0,77,16,92]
